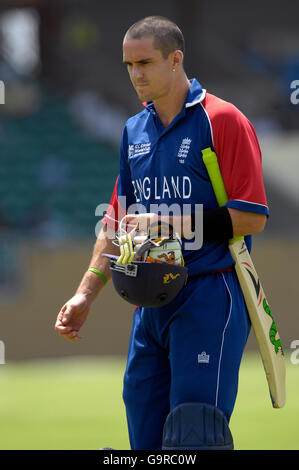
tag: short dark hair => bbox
[125,16,185,59]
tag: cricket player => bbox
[55,16,269,450]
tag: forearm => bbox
[75,224,119,303]
[228,208,266,237]
[159,211,232,241]
[160,208,266,241]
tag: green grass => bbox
[231,352,298,450]
[0,353,297,450]
[0,356,130,450]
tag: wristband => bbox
[88,268,108,285]
[191,207,233,242]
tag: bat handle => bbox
[202,147,243,243]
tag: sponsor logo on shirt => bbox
[128,142,151,159]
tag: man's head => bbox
[125,16,185,60]
[123,16,186,103]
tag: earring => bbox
[172,68,175,72]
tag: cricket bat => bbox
[202,147,286,409]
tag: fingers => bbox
[55,304,75,328]
[55,305,82,341]
[56,324,82,341]
[55,324,72,334]
[60,305,73,325]
[119,214,137,233]
[125,215,147,232]
[121,213,157,233]
[59,330,82,342]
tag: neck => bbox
[154,75,191,128]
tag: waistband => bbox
[211,268,233,274]
[187,267,233,279]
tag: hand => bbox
[117,213,160,265]
[55,293,91,341]
[120,213,159,234]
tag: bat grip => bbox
[202,147,243,243]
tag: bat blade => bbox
[202,146,286,409]
[229,239,286,408]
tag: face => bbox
[123,35,176,102]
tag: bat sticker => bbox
[242,262,261,300]
[263,298,284,355]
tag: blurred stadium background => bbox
[0,0,298,450]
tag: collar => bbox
[144,78,206,113]
[185,78,206,108]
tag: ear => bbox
[172,50,184,69]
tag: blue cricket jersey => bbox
[103,79,269,276]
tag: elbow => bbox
[252,214,267,234]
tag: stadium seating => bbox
[0,97,119,239]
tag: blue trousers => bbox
[122,271,251,450]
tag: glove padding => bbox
[116,220,184,266]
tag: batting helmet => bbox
[104,221,188,308]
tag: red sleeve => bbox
[101,176,126,230]
[203,93,269,216]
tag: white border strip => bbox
[230,199,269,209]
[215,273,233,407]
[199,99,214,149]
